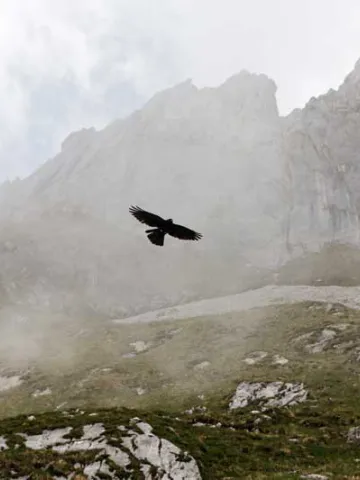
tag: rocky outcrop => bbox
[5,419,202,479]
[229,381,308,410]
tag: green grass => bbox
[0,396,360,478]
[1,301,360,477]
[2,300,360,416]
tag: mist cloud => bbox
[1,0,360,181]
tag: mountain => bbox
[2,63,360,478]
[0,70,284,320]
[280,59,360,258]
[0,62,360,319]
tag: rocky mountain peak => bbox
[217,69,278,120]
[341,57,360,88]
[61,127,97,152]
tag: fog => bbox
[1,0,360,180]
[0,1,360,416]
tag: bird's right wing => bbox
[129,205,166,228]
[168,223,203,241]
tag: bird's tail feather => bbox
[146,229,165,246]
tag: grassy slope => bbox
[1,302,360,477]
[1,299,360,416]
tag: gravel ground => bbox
[113,284,360,324]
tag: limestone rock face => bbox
[280,59,360,258]
[0,61,360,315]
[0,70,283,316]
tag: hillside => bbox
[1,284,360,417]
[1,292,360,477]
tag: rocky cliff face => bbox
[0,70,283,317]
[0,71,281,228]
[1,62,360,316]
[280,59,360,259]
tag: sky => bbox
[1,0,360,181]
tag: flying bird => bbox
[129,205,203,246]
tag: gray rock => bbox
[305,329,337,353]
[17,421,202,479]
[243,351,268,365]
[347,426,360,444]
[300,475,329,480]
[0,436,7,451]
[272,354,289,365]
[229,381,308,410]
[193,361,211,371]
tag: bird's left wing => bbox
[168,223,203,241]
[129,205,166,228]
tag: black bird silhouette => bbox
[129,205,203,246]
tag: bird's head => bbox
[166,218,173,223]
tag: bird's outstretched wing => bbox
[168,223,203,241]
[129,205,166,228]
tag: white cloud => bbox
[0,0,360,180]
[168,0,360,112]
[0,0,183,179]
